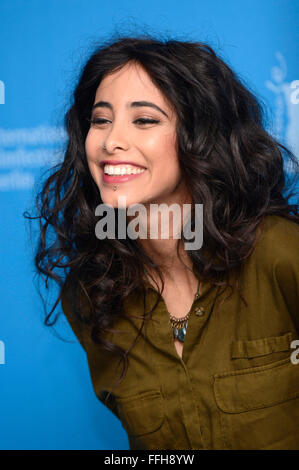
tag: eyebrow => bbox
[91,100,169,118]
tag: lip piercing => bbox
[113,185,117,191]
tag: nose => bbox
[103,121,130,153]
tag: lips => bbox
[102,168,147,184]
[100,160,146,169]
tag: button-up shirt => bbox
[61,215,299,449]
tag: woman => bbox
[26,35,299,450]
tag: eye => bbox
[87,118,110,126]
[86,117,160,127]
[133,118,160,126]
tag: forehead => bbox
[94,62,172,110]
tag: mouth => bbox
[100,163,147,184]
[99,161,147,170]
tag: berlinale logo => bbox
[290,80,299,104]
[0,80,4,104]
[0,340,4,365]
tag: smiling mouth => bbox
[102,163,147,176]
[101,165,147,184]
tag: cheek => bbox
[85,133,99,179]
[152,134,180,174]
[85,131,94,157]
[144,132,178,163]
[86,159,98,186]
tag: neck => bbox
[125,180,196,284]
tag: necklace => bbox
[143,268,202,343]
[170,280,200,343]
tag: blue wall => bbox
[0,0,298,450]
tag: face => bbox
[85,61,190,210]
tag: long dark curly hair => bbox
[24,33,299,396]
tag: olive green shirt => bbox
[61,215,299,450]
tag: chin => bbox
[100,194,130,209]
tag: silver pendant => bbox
[173,320,188,343]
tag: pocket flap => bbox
[116,391,164,436]
[231,332,294,359]
[213,357,299,413]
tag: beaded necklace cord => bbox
[143,268,203,343]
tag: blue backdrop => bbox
[0,0,298,450]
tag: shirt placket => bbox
[148,282,219,450]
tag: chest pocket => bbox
[115,390,177,450]
[231,332,294,359]
[213,356,299,449]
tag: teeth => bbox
[103,164,146,175]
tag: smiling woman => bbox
[25,34,299,450]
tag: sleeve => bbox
[61,290,121,421]
[97,390,120,420]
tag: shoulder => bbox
[246,215,299,320]
[252,215,299,269]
